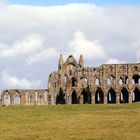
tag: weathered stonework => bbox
[48,54,140,105]
[0,89,50,106]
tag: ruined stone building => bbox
[0,54,140,106]
[0,89,49,106]
[48,54,140,105]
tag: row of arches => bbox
[3,92,21,106]
[1,90,48,106]
[95,74,140,86]
[56,87,140,104]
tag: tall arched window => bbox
[107,78,111,85]
[14,91,21,105]
[132,88,140,102]
[72,90,78,104]
[119,75,128,85]
[4,91,12,106]
[95,88,104,104]
[120,88,128,103]
[119,78,123,85]
[132,74,140,84]
[107,88,116,104]
[95,78,100,85]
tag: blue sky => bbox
[0,1,140,90]
[8,0,140,6]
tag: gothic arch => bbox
[119,75,128,85]
[71,90,78,104]
[132,74,140,84]
[107,78,111,85]
[3,91,12,106]
[107,88,116,104]
[81,89,91,104]
[56,88,66,104]
[120,87,129,103]
[95,88,104,104]
[95,78,100,86]
[72,77,77,87]
[14,90,21,105]
[132,88,140,102]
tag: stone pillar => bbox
[80,95,83,104]
[67,95,72,104]
[116,92,120,104]
[51,94,56,105]
[91,94,95,104]
[104,93,107,104]
[129,92,132,103]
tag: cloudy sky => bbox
[0,0,140,90]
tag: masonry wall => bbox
[0,89,50,106]
[48,55,140,105]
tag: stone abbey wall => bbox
[0,89,50,106]
[48,54,140,105]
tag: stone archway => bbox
[107,88,116,104]
[120,87,128,103]
[71,90,78,104]
[14,91,21,105]
[132,88,140,102]
[132,74,140,84]
[56,88,66,104]
[81,89,91,104]
[4,91,12,106]
[95,88,104,104]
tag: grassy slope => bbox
[0,103,140,140]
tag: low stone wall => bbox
[0,89,51,106]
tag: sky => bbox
[0,0,140,90]
[7,0,140,6]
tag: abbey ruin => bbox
[0,54,140,106]
[48,54,140,105]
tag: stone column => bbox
[51,94,56,105]
[129,91,132,103]
[80,95,83,104]
[116,92,120,104]
[68,95,72,104]
[91,94,95,104]
[104,93,107,104]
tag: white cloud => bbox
[0,35,43,58]
[0,3,140,89]
[1,71,41,89]
[106,58,126,64]
[136,49,140,61]
[27,48,58,64]
[69,31,106,60]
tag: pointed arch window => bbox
[95,78,100,85]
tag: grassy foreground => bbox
[0,103,140,140]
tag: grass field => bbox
[0,103,140,140]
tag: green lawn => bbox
[0,103,140,140]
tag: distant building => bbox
[48,54,140,105]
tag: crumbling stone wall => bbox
[0,89,50,106]
[48,54,140,105]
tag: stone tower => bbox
[79,54,84,67]
[58,54,64,70]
